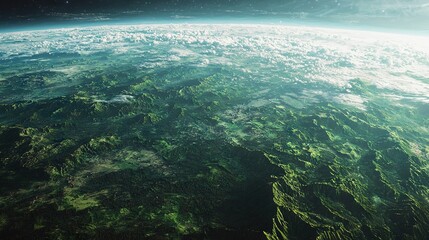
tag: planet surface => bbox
[0,23,429,239]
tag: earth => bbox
[0,23,429,239]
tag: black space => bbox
[1,1,428,32]
[3,0,244,15]
[0,0,344,22]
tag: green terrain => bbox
[0,24,429,239]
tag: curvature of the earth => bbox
[0,24,429,239]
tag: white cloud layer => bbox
[1,24,428,108]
